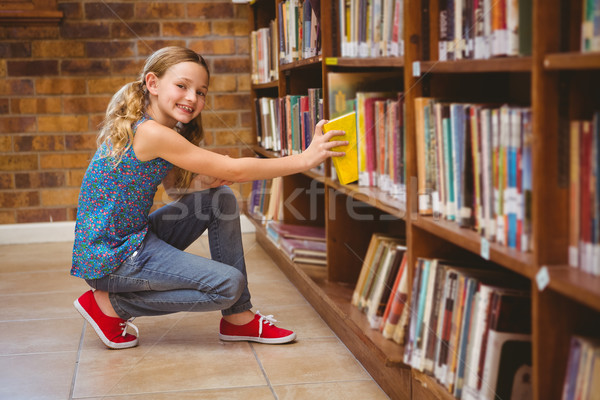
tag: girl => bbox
[71,46,346,349]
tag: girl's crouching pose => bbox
[71,46,346,349]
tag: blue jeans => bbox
[85,186,253,320]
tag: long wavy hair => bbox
[97,46,210,191]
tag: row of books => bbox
[351,233,409,340]
[437,0,532,61]
[248,177,284,223]
[562,335,600,400]
[250,21,278,84]
[266,220,326,265]
[254,89,323,155]
[403,258,531,400]
[278,0,321,64]
[569,115,600,276]
[581,0,600,52]
[338,0,405,58]
[415,99,533,252]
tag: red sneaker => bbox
[74,290,139,349]
[219,311,296,344]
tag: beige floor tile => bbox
[0,318,83,355]
[248,278,308,307]
[0,242,72,273]
[82,386,275,400]
[0,352,77,400]
[0,269,85,294]
[252,337,370,386]
[0,290,86,321]
[74,339,266,397]
[273,380,390,400]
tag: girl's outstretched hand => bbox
[303,119,348,169]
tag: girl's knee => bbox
[221,269,246,305]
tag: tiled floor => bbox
[0,234,390,399]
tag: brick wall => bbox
[0,1,254,225]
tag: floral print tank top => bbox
[71,115,172,279]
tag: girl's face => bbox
[146,61,209,129]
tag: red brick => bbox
[205,128,253,146]
[189,38,235,55]
[87,77,131,94]
[90,115,105,130]
[32,40,85,58]
[237,74,251,91]
[202,111,238,129]
[61,59,111,76]
[0,136,11,152]
[162,22,210,37]
[85,2,134,19]
[0,99,8,114]
[40,153,91,169]
[240,110,252,127]
[211,21,250,36]
[188,3,234,19]
[60,22,111,39]
[7,60,58,77]
[0,42,31,58]
[0,155,38,171]
[38,116,88,133]
[36,78,86,95]
[0,173,14,190]
[0,25,60,40]
[211,93,251,110]
[67,169,86,186]
[58,2,83,19]
[0,117,36,134]
[137,40,186,56]
[14,171,66,189]
[14,135,65,152]
[207,74,237,92]
[40,188,80,206]
[135,3,185,19]
[111,22,159,39]
[65,134,96,151]
[110,59,145,75]
[63,96,110,114]
[212,57,250,74]
[0,191,39,208]
[235,37,250,55]
[16,208,68,223]
[86,41,135,58]
[0,79,34,96]
[0,210,16,224]
[11,98,62,114]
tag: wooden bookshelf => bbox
[245,1,600,399]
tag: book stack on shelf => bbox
[437,0,532,61]
[250,20,278,84]
[248,177,283,223]
[569,113,600,275]
[338,0,405,58]
[414,99,533,252]
[352,233,409,341]
[266,220,326,265]
[581,0,600,52]
[278,0,321,63]
[562,335,600,400]
[254,89,323,155]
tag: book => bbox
[381,252,408,337]
[324,111,358,185]
[265,221,325,244]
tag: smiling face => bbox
[145,61,209,129]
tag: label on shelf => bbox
[480,238,490,260]
[412,61,421,77]
[536,266,550,291]
[325,57,338,65]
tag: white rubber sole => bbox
[74,299,138,350]
[219,332,297,344]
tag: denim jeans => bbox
[85,186,253,320]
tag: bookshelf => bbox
[244,0,600,399]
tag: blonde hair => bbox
[97,46,210,190]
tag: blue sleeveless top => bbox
[71,115,172,279]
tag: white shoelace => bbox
[120,317,139,337]
[256,311,277,338]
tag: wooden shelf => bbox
[544,52,600,70]
[251,80,279,90]
[280,55,323,71]
[547,265,600,312]
[325,57,405,68]
[325,180,406,219]
[417,57,532,74]
[412,216,536,278]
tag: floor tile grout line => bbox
[69,321,87,400]
[249,343,279,400]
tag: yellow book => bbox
[324,111,358,185]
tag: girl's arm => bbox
[134,120,347,183]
